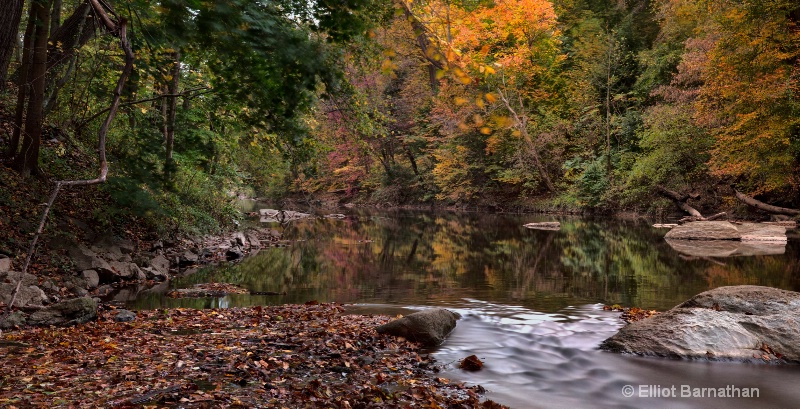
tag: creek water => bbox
[125,208,800,408]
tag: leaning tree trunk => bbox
[0,0,24,90]
[656,185,702,218]
[656,185,727,222]
[735,191,800,216]
[13,0,52,176]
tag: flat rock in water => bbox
[601,285,800,363]
[665,239,785,257]
[736,223,787,242]
[167,283,250,298]
[664,221,740,240]
[523,222,560,231]
[652,223,678,228]
[376,308,460,346]
[664,221,787,242]
[259,209,312,223]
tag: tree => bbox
[12,0,53,176]
[695,0,800,197]
[0,0,24,89]
[450,0,564,193]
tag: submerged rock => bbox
[601,285,800,363]
[376,308,460,346]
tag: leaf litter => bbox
[0,303,506,408]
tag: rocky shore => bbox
[0,226,281,328]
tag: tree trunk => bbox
[655,185,703,218]
[50,0,63,38]
[735,191,800,216]
[498,89,555,192]
[396,0,445,91]
[164,51,181,183]
[47,2,95,70]
[44,2,95,115]
[405,147,419,176]
[0,0,24,90]
[13,0,52,176]
[6,16,35,160]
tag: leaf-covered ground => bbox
[0,303,505,408]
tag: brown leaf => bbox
[459,355,483,371]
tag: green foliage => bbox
[574,156,609,208]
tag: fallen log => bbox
[656,185,702,218]
[735,191,800,216]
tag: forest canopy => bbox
[1,0,798,233]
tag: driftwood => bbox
[656,185,702,218]
[735,191,800,216]
[677,212,727,224]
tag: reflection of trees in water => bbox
[135,210,800,311]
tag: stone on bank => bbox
[376,308,460,346]
[601,285,800,363]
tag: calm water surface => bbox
[126,208,800,408]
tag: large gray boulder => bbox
[109,261,145,280]
[601,286,800,363]
[27,297,97,327]
[148,254,171,275]
[0,271,48,307]
[68,244,115,275]
[376,308,460,346]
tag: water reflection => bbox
[129,209,800,311]
[122,209,800,408]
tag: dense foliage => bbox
[1,0,798,234]
[303,0,800,212]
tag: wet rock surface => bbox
[601,285,800,363]
[376,308,460,346]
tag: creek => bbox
[124,207,800,408]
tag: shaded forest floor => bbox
[0,303,504,408]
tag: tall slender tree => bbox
[0,0,24,90]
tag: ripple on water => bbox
[432,301,800,409]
